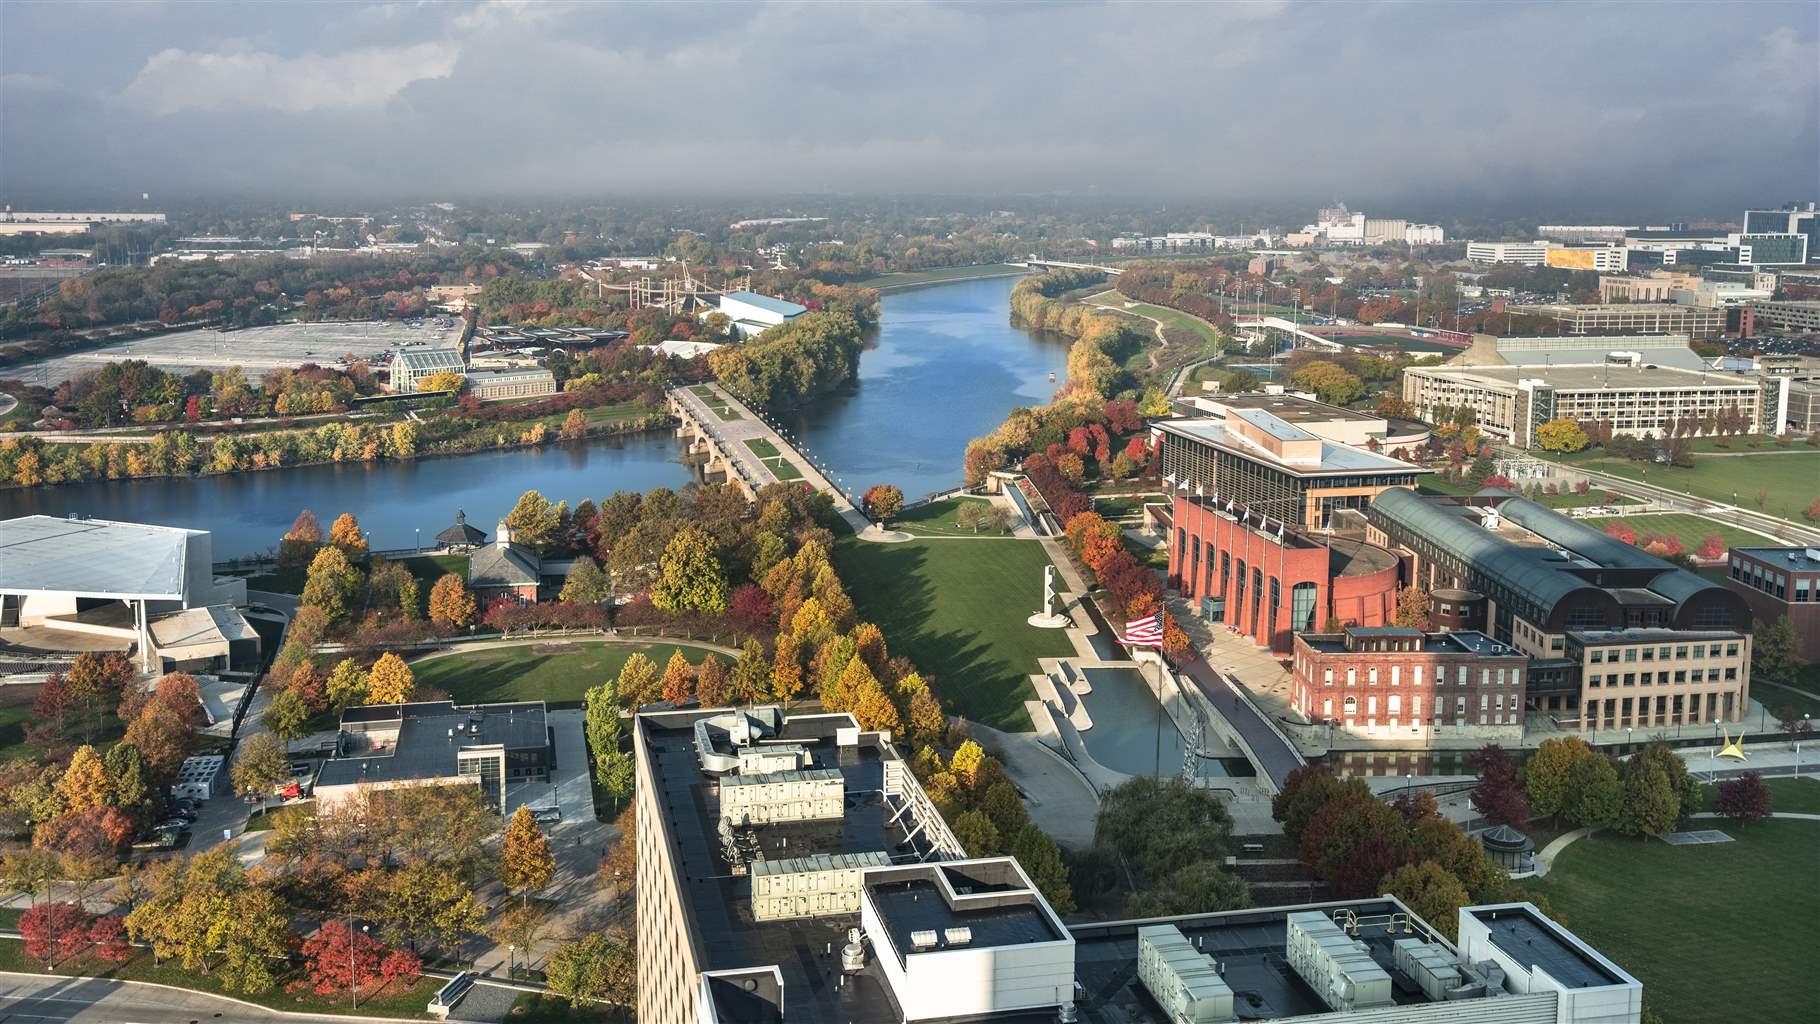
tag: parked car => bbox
[288,762,316,780]
[154,818,193,834]
[530,805,561,825]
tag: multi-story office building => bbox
[1291,626,1528,741]
[1748,299,1820,334]
[1365,490,1752,732]
[1402,361,1764,448]
[1467,241,1552,266]
[1731,232,1809,267]
[1764,373,1820,433]
[1727,546,1820,660]
[314,701,551,814]
[1404,223,1445,245]
[1153,408,1424,531]
[1598,270,1701,303]
[1742,202,1819,264]
[1507,302,1726,338]
[638,701,1646,1023]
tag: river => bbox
[0,275,1058,556]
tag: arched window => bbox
[1342,696,1358,715]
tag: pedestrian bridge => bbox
[1011,258,1123,276]
[666,383,869,531]
[1232,315,1344,352]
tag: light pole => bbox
[414,527,420,553]
[1404,772,1413,803]
[350,920,369,1009]
[508,943,516,976]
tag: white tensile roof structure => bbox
[0,515,204,600]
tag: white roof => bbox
[643,339,724,359]
[149,604,259,650]
[0,515,203,600]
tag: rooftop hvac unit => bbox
[1137,924,1235,1024]
[910,930,939,951]
[840,928,866,972]
[1285,912,1392,1013]
[1393,938,1464,1002]
[943,927,973,947]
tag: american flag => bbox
[1121,613,1163,647]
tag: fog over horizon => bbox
[2,0,1816,215]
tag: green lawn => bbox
[834,536,1075,731]
[1700,776,1820,815]
[408,640,727,706]
[890,497,1011,537]
[1579,514,1777,554]
[860,263,1026,289]
[1754,679,1820,721]
[248,553,468,596]
[744,438,781,459]
[1537,450,1820,524]
[0,687,126,762]
[1522,820,1819,1024]
[761,456,803,481]
[508,992,628,1022]
[1084,289,1225,350]
[1121,532,1169,569]
[0,940,437,1018]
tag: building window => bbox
[1343,696,1357,715]
[1291,582,1317,632]
[1415,665,1424,687]
[1347,668,1357,687]
[1368,667,1379,686]
[1324,668,1334,685]
[1726,643,1740,657]
[1323,698,1333,718]
[1392,666,1402,686]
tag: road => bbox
[0,973,406,1023]
[1176,657,1306,792]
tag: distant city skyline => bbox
[2,0,1815,207]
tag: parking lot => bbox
[4,319,461,385]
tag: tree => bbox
[64,652,133,738]
[695,656,732,707]
[505,490,558,551]
[1469,744,1529,828]
[122,701,196,779]
[905,684,946,750]
[851,677,903,734]
[1696,534,1726,560]
[1521,736,1596,826]
[546,933,636,1006]
[56,745,109,814]
[953,809,1001,857]
[1565,750,1624,829]
[1752,616,1803,684]
[300,546,360,627]
[558,407,589,440]
[279,509,324,568]
[326,657,368,710]
[1602,520,1637,545]
[1380,861,1472,941]
[615,652,662,709]
[1713,772,1772,825]
[1391,585,1431,629]
[1096,777,1234,882]
[34,806,134,859]
[1535,417,1589,453]
[1272,765,1372,840]
[19,902,95,965]
[427,574,476,630]
[231,732,291,806]
[300,920,390,997]
[102,744,153,825]
[365,653,415,705]
[1290,361,1363,405]
[730,639,771,704]
[378,861,483,957]
[262,688,311,740]
[1620,761,1679,837]
[329,513,368,556]
[124,849,289,991]
[950,739,986,785]
[770,633,804,707]
[1008,824,1075,913]
[661,650,695,706]
[499,807,556,904]
[558,558,613,605]
[486,902,554,974]
[650,527,728,615]
[862,484,905,527]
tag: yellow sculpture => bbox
[1716,728,1748,761]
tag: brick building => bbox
[1291,627,1528,742]
[1169,499,1400,654]
[1726,546,1820,660]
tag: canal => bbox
[1,275,1062,554]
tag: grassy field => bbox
[1700,776,1820,815]
[1416,473,1639,509]
[835,536,1075,731]
[409,640,727,706]
[0,940,436,1018]
[1522,819,1818,1023]
[690,385,739,420]
[1579,514,1777,554]
[859,263,1026,290]
[1755,678,1820,720]
[891,497,1012,537]
[0,685,127,762]
[1084,289,1225,350]
[1538,449,1820,523]
[508,992,627,1022]
[743,439,803,481]
[744,438,781,459]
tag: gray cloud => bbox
[2,0,1815,212]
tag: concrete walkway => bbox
[1530,828,1595,878]
[969,722,1100,850]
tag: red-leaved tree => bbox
[1468,744,1529,829]
[1602,521,1637,545]
[20,902,95,965]
[301,921,392,996]
[1696,534,1726,560]
[1713,772,1772,825]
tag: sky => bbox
[2,0,1817,213]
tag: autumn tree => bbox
[278,509,325,568]
[231,732,291,809]
[1272,765,1372,840]
[1521,736,1599,827]
[862,484,905,527]
[416,370,464,395]
[55,746,109,814]
[262,688,311,740]
[558,408,589,440]
[64,652,133,739]
[730,639,771,703]
[1380,861,1471,940]
[1752,616,1803,684]
[1713,772,1772,825]
[1696,534,1726,560]
[558,558,613,605]
[326,657,367,710]
[124,849,290,992]
[695,656,732,707]
[364,653,415,705]
[499,806,556,904]
[656,650,693,706]
[615,652,662,709]
[301,920,392,997]
[300,545,361,627]
[770,632,804,707]
[546,933,636,1007]
[329,513,368,557]
[1468,744,1529,828]
[505,490,558,551]
[650,526,728,615]
[1535,417,1589,453]
[427,574,476,630]
[584,679,635,811]
[122,701,197,779]
[1391,585,1432,629]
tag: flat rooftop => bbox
[317,701,547,788]
[1409,362,1758,391]
[1217,393,1383,423]
[641,711,949,1024]
[1300,629,1521,657]
[0,515,203,600]
[1736,546,1820,571]
[1468,906,1627,989]
[1158,418,1422,476]
[1568,628,1743,645]
[867,867,1063,967]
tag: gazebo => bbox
[1478,823,1536,873]
[434,510,487,552]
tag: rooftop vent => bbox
[910,930,939,951]
[943,927,973,947]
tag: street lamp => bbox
[1403,772,1414,802]
[414,527,420,553]
[508,944,516,976]
[350,921,369,1009]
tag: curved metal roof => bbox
[1498,499,1667,571]
[1369,489,1599,619]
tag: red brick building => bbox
[1291,626,1529,742]
[1726,546,1820,660]
[1168,497,1401,654]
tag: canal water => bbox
[1,275,1064,555]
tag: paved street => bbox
[0,972,398,1024]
